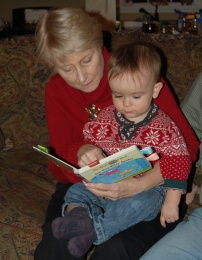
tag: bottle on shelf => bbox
[192,14,198,34]
[175,9,186,32]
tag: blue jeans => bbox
[140,207,202,260]
[62,183,165,245]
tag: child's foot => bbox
[52,207,94,240]
[67,229,97,257]
[186,184,200,205]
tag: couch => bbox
[0,31,201,259]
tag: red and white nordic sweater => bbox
[83,105,192,192]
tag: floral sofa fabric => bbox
[0,32,201,259]
[0,35,53,150]
[0,35,56,259]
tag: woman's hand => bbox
[83,177,144,200]
[83,162,164,200]
[77,144,106,167]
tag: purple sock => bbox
[52,207,95,240]
[67,229,97,257]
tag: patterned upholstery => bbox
[113,31,202,103]
[0,35,55,259]
[0,33,201,258]
[0,35,53,150]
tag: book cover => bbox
[33,145,153,183]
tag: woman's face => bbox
[55,48,104,93]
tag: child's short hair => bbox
[108,40,162,83]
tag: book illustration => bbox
[88,157,151,183]
[33,145,157,183]
[77,148,152,183]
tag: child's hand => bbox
[160,202,179,228]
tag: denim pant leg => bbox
[94,186,165,244]
[140,207,202,260]
[62,183,108,218]
[63,183,165,245]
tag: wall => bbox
[0,0,85,25]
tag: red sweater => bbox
[45,48,199,184]
[83,105,192,192]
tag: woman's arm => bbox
[83,162,163,200]
[45,76,88,184]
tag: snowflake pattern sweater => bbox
[83,105,192,192]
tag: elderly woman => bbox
[34,7,199,260]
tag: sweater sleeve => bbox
[154,77,199,164]
[159,119,192,193]
[45,78,83,184]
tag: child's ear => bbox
[153,82,163,99]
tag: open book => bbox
[33,145,156,184]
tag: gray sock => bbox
[68,229,97,257]
[52,207,95,240]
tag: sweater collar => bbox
[115,103,158,140]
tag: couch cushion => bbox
[0,35,54,150]
[112,31,202,103]
[0,128,5,150]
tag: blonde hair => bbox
[35,8,103,66]
[108,40,162,83]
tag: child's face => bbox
[109,67,163,123]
